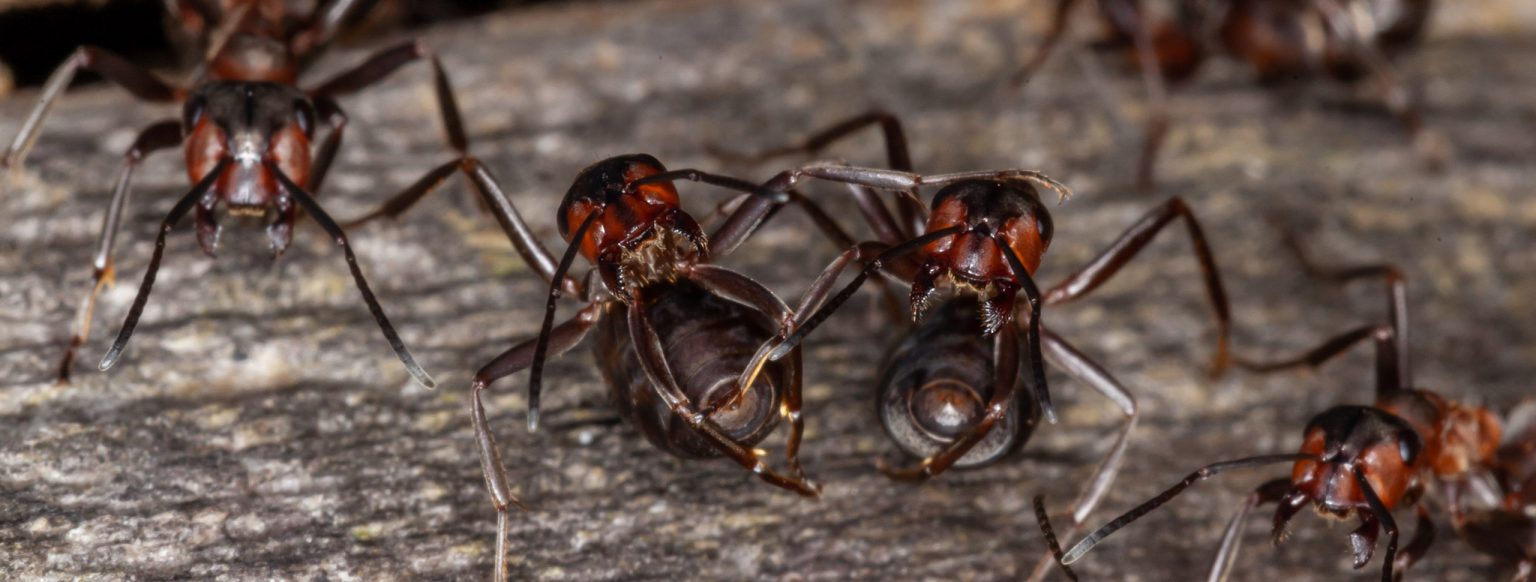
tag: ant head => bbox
[558,154,686,263]
[1285,406,1422,521]
[908,180,1053,332]
[181,82,314,217]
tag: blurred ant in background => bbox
[1036,233,1501,581]
[0,0,476,387]
[1014,0,1444,190]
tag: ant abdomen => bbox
[594,280,784,459]
[878,299,1037,468]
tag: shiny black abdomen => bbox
[878,298,1038,468]
[593,279,784,459]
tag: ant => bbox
[1454,398,1536,580]
[2,0,462,387]
[1035,238,1500,581]
[710,111,1231,573]
[338,72,869,577]
[1013,0,1440,190]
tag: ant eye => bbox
[181,96,206,131]
[1399,438,1417,464]
[293,100,317,139]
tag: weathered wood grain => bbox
[1,0,1533,579]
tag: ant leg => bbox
[266,163,435,389]
[683,265,809,475]
[307,96,347,192]
[1278,230,1412,386]
[765,229,958,362]
[1057,453,1314,566]
[627,300,820,496]
[1128,0,1171,191]
[1043,197,1232,376]
[3,47,183,170]
[55,119,182,383]
[1391,506,1434,580]
[1353,466,1401,582]
[1205,478,1292,582]
[708,110,924,232]
[1022,328,1139,582]
[290,0,373,58]
[468,301,605,582]
[1010,0,1080,87]
[879,323,1021,481]
[97,158,227,372]
[759,163,1072,209]
[1235,324,1404,400]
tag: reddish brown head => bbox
[181,81,317,255]
[556,155,705,299]
[909,179,1055,333]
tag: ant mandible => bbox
[1036,238,1500,581]
[2,0,467,387]
[1013,0,1440,190]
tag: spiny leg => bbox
[879,323,1021,480]
[627,297,819,495]
[56,119,182,383]
[1043,196,1232,376]
[1024,328,1139,582]
[1206,478,1291,582]
[97,158,227,372]
[266,162,435,389]
[3,47,183,170]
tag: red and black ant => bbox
[339,88,868,577]
[1035,243,1499,581]
[707,112,1230,576]
[2,0,464,387]
[1014,0,1441,189]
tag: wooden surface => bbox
[2,0,1534,579]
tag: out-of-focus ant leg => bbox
[1130,4,1171,191]
[1011,0,1080,87]
[55,120,184,383]
[1277,228,1411,387]
[291,0,376,60]
[3,48,184,170]
[1043,197,1232,376]
[1235,324,1403,401]
[1023,328,1139,582]
[1394,507,1435,578]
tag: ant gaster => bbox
[1036,241,1499,581]
[2,0,464,387]
[1014,0,1440,189]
